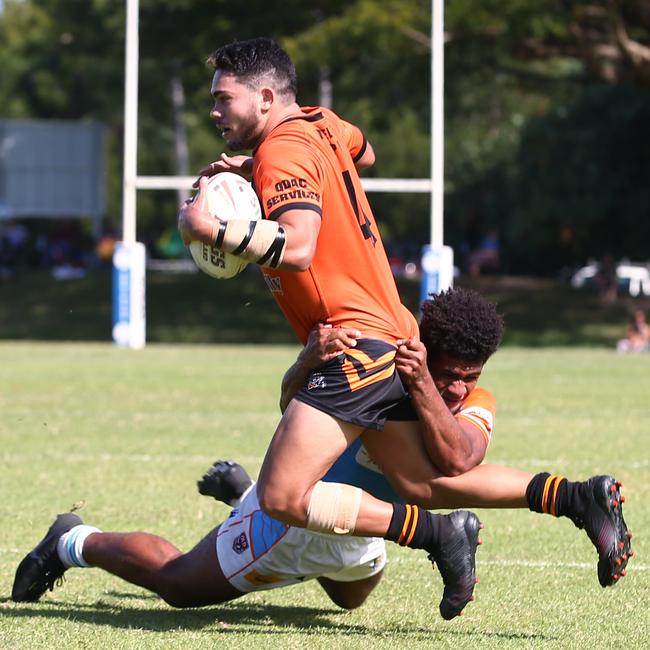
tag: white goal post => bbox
[133,176,433,193]
[115,0,450,348]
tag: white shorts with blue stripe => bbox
[216,486,386,592]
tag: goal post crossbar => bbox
[134,176,433,193]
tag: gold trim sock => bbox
[386,503,440,549]
[526,472,572,517]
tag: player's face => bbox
[210,71,264,151]
[428,352,483,411]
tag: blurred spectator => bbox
[96,229,119,267]
[155,227,186,259]
[3,219,29,250]
[386,239,421,278]
[467,230,500,276]
[1,218,120,277]
[41,219,92,279]
[616,309,650,353]
[0,219,29,278]
[45,220,84,267]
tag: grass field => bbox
[1,342,648,649]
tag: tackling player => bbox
[293,289,632,591]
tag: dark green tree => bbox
[1,0,648,272]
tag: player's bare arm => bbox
[362,423,530,510]
[354,142,375,170]
[280,324,362,413]
[394,337,487,476]
[178,178,320,271]
[272,207,320,270]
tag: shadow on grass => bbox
[0,596,556,641]
[0,597,375,636]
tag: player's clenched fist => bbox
[299,323,362,369]
[395,337,430,387]
[177,176,220,246]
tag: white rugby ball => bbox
[189,172,262,279]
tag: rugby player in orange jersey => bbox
[177,37,482,619]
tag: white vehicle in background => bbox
[571,260,650,297]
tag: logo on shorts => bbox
[244,569,283,586]
[307,373,326,390]
[233,533,249,554]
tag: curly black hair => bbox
[207,37,297,101]
[420,288,504,363]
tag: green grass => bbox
[2,269,649,346]
[1,342,648,649]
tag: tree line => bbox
[1,0,648,273]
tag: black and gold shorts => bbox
[293,338,411,430]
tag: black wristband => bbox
[215,221,226,248]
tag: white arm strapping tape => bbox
[213,219,286,268]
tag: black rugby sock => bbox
[526,472,585,520]
[386,503,441,550]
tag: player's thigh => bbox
[258,399,364,498]
[161,527,244,607]
[317,570,384,610]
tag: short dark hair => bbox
[420,288,504,363]
[207,37,297,101]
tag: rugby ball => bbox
[189,172,262,279]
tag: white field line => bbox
[390,556,648,571]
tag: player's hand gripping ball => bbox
[188,172,262,279]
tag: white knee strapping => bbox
[306,481,363,535]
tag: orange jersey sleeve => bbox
[253,106,417,344]
[454,387,496,447]
[337,118,369,163]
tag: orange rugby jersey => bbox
[253,106,417,345]
[452,387,496,447]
